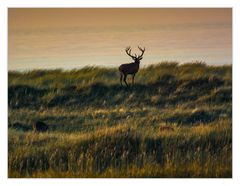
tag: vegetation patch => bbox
[8,62,232,177]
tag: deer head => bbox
[125,46,145,63]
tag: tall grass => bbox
[8,62,232,178]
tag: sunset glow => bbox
[8,8,232,70]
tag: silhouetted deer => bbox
[119,46,145,86]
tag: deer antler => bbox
[125,46,135,59]
[138,46,145,58]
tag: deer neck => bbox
[134,61,140,65]
[133,62,140,71]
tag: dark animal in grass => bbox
[32,121,48,132]
[119,46,145,86]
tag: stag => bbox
[119,46,145,86]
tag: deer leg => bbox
[124,74,128,87]
[120,72,123,86]
[132,74,135,85]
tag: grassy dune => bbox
[8,62,232,178]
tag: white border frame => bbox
[1,0,239,186]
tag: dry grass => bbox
[8,62,232,178]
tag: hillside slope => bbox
[8,62,232,178]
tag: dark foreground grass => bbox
[8,62,232,178]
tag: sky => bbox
[8,8,232,70]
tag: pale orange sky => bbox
[9,8,231,29]
[8,8,232,70]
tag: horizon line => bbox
[8,61,232,72]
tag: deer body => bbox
[119,62,139,75]
[119,46,145,86]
